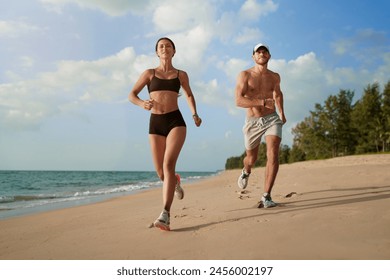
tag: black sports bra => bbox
[147,69,181,94]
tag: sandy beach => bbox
[0,154,389,260]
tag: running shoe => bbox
[261,194,277,208]
[174,173,184,200]
[153,209,170,231]
[237,168,250,189]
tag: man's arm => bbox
[273,74,287,123]
[235,71,265,108]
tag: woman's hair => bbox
[155,37,176,51]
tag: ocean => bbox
[0,170,217,220]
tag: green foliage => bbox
[289,145,306,163]
[381,81,390,152]
[293,81,390,159]
[279,144,291,164]
[225,153,244,170]
[351,83,383,153]
[293,89,356,159]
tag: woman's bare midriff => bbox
[150,91,179,114]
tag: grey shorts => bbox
[243,112,283,150]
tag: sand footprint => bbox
[174,214,187,218]
[237,190,251,200]
[285,192,298,198]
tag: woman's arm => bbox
[179,70,202,127]
[128,69,154,111]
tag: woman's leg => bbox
[149,134,166,181]
[161,126,186,212]
[149,126,186,212]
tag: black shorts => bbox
[149,110,186,137]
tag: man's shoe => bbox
[238,168,250,189]
[261,194,277,208]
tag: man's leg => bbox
[263,135,281,195]
[238,146,259,189]
[243,146,259,174]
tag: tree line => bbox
[225,80,390,170]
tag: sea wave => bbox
[0,170,217,219]
[0,182,156,210]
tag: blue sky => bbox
[1,0,389,171]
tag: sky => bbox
[1,0,389,172]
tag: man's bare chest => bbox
[247,76,275,96]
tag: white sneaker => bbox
[153,210,170,231]
[174,174,184,200]
[261,194,277,208]
[237,168,250,189]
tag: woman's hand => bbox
[193,114,202,127]
[143,99,154,111]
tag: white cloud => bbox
[374,52,390,85]
[225,130,232,139]
[325,67,356,86]
[235,27,264,44]
[196,79,220,105]
[0,47,138,129]
[239,0,278,20]
[331,28,389,66]
[153,0,214,33]
[20,56,35,69]
[218,58,251,81]
[172,26,213,72]
[269,51,390,124]
[151,0,216,71]
[4,71,22,82]
[213,11,237,41]
[270,53,329,106]
[213,1,277,43]
[332,39,352,55]
[0,20,41,38]
[40,0,152,16]
[0,81,58,129]
[195,78,238,116]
